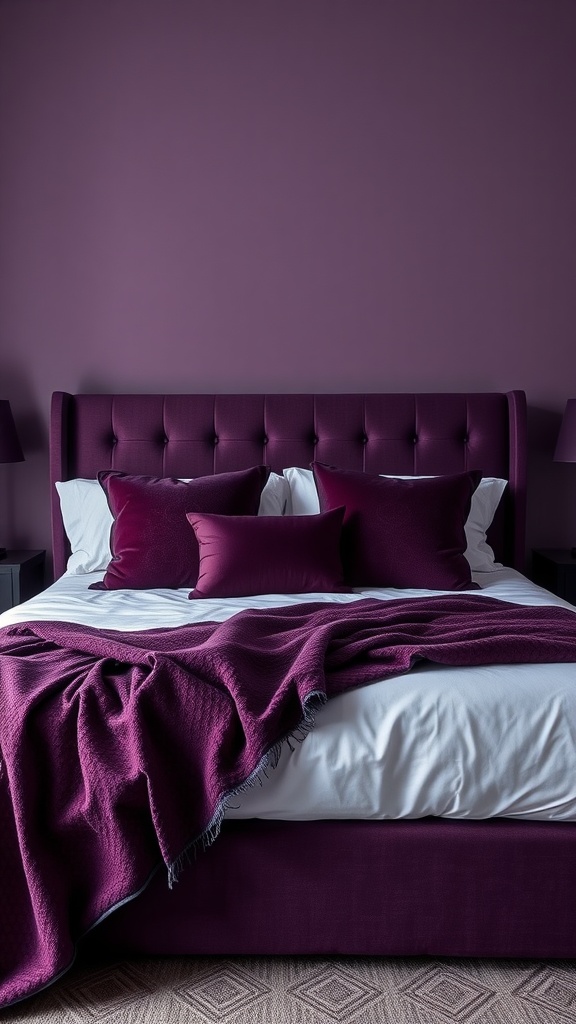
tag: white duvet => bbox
[1,568,575,823]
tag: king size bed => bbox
[2,388,576,1009]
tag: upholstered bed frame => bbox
[50,391,527,578]
[50,390,576,959]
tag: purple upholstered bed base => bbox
[87,818,576,960]
[50,390,576,960]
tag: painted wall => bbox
[1,0,575,574]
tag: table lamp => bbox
[0,400,25,559]
[554,398,576,558]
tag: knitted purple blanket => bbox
[2,594,576,1007]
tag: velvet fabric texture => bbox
[188,507,349,598]
[312,463,481,589]
[90,816,576,961]
[50,392,527,579]
[92,467,269,590]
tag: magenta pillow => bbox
[91,467,270,590]
[187,507,349,598]
[312,463,481,590]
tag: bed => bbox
[3,388,576,1008]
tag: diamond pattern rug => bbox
[2,956,576,1023]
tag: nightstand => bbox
[532,548,576,606]
[0,550,45,613]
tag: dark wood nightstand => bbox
[0,550,45,613]
[532,548,576,606]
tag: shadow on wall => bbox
[78,375,223,396]
[79,375,149,396]
[0,358,50,577]
[527,404,576,559]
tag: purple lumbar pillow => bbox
[92,467,270,590]
[187,506,350,598]
[312,462,481,590]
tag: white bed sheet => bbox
[2,569,575,823]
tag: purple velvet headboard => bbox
[50,391,527,581]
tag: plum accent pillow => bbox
[187,507,349,598]
[57,473,288,575]
[91,466,270,590]
[312,462,481,590]
[283,466,506,573]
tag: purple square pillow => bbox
[91,466,270,590]
[312,462,481,590]
[187,506,350,598]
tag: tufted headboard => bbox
[50,391,527,580]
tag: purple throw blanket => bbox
[2,594,576,1007]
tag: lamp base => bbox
[0,548,6,560]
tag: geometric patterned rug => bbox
[2,956,576,1023]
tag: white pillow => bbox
[283,466,320,517]
[257,472,290,516]
[282,467,507,573]
[56,472,290,575]
[464,476,507,572]
[55,479,113,574]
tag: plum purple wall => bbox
[1,0,575,573]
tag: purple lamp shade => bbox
[0,401,24,463]
[554,400,576,463]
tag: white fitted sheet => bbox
[2,568,575,823]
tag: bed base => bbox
[86,818,576,959]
